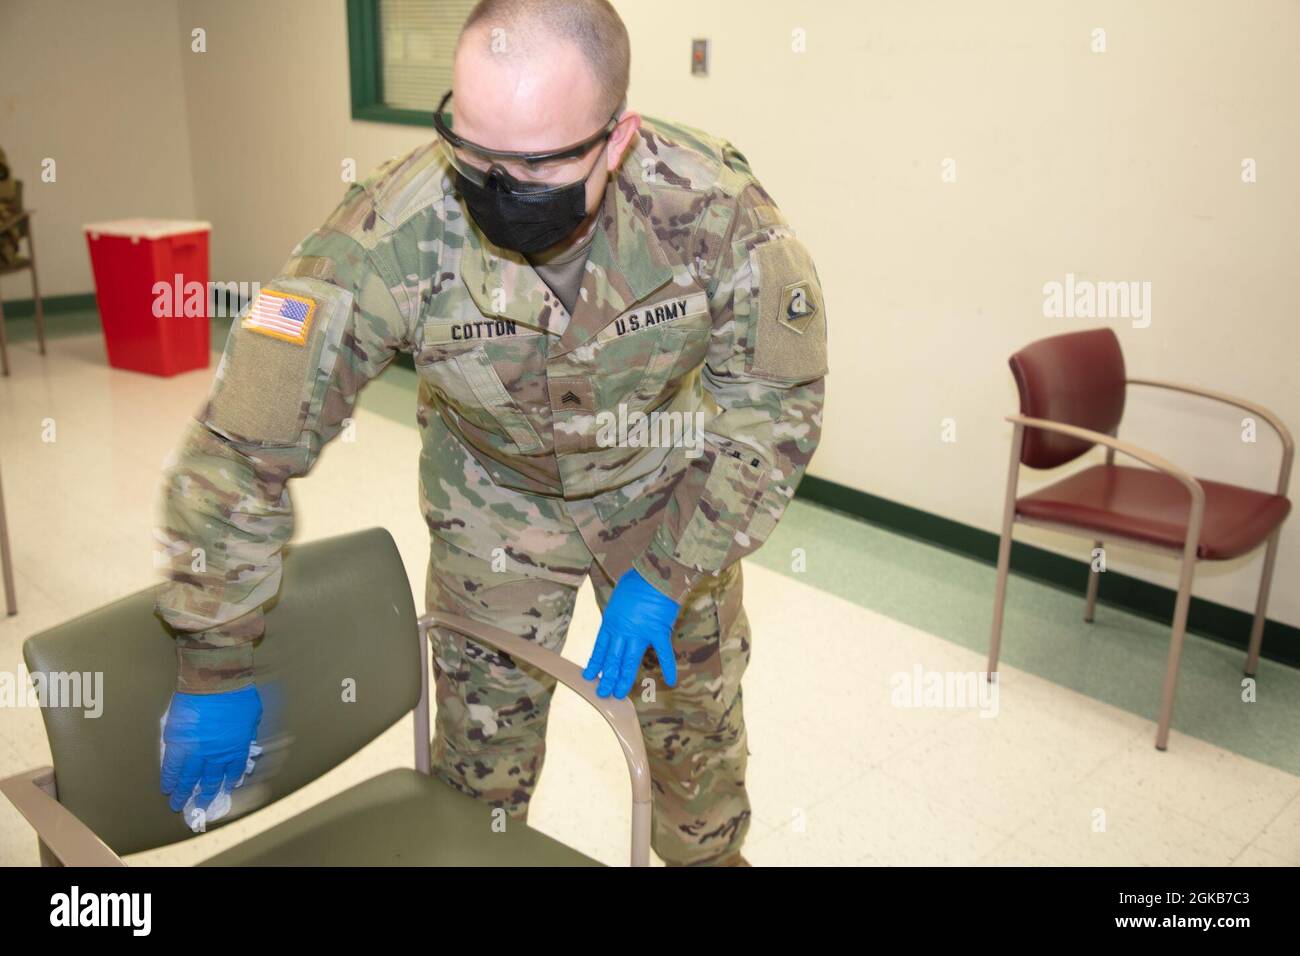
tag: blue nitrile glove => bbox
[160,685,262,813]
[584,567,681,699]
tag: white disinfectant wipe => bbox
[159,708,263,833]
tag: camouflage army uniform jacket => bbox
[154,117,828,693]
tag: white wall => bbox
[174,0,430,285]
[7,0,1299,625]
[618,0,1300,624]
[0,0,197,297]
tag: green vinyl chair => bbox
[0,527,651,866]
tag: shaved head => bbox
[456,0,630,124]
[447,0,641,257]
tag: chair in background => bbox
[987,327,1292,750]
[0,180,47,376]
[0,527,651,865]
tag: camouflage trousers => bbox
[425,531,753,866]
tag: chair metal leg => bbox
[631,800,651,867]
[414,617,431,774]
[0,462,14,616]
[35,771,61,866]
[988,424,1026,679]
[27,219,45,355]
[1084,539,1102,622]
[1154,554,1199,751]
[0,293,9,376]
[1244,528,1281,678]
[988,532,1013,679]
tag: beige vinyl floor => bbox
[0,325,1297,867]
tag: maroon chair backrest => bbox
[1008,327,1127,469]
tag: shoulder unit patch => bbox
[779,278,819,333]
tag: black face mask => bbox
[455,155,601,255]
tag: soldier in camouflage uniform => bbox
[154,0,826,866]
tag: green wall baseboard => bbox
[796,474,1298,670]
[0,292,97,319]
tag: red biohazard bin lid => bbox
[83,218,211,241]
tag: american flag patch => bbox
[242,290,316,345]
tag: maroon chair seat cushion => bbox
[1016,464,1291,560]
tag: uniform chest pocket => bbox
[598,324,710,412]
[416,337,546,455]
[639,325,709,405]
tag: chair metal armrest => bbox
[417,611,653,867]
[0,209,30,235]
[1007,413,1206,559]
[1127,377,1294,496]
[0,767,126,867]
[1009,414,1204,497]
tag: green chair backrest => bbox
[22,527,422,856]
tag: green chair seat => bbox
[199,768,602,867]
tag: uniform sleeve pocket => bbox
[630,326,701,407]
[671,447,772,572]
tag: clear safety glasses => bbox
[432,89,624,193]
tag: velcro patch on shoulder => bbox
[746,202,786,231]
[748,236,828,382]
[204,278,353,445]
[280,254,337,283]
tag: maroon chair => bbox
[987,327,1293,750]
